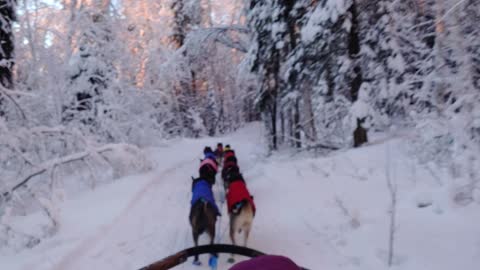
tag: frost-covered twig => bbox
[3,144,36,166]
[280,133,340,150]
[304,143,340,151]
[215,34,248,53]
[386,142,398,267]
[29,187,60,233]
[29,126,88,146]
[202,25,249,33]
[186,26,249,53]
[0,87,36,98]
[334,196,360,229]
[0,86,28,121]
[437,0,470,23]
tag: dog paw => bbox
[193,260,202,266]
[209,255,218,269]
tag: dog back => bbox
[222,161,239,180]
[224,150,235,160]
[227,181,255,215]
[200,158,218,172]
[191,180,219,215]
[223,155,237,165]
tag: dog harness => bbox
[223,160,238,170]
[214,146,223,157]
[204,152,216,161]
[226,181,255,215]
[223,150,235,160]
[222,163,240,181]
[200,157,218,173]
[191,179,220,215]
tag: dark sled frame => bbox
[138,244,310,270]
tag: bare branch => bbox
[185,26,250,53]
[335,196,360,229]
[215,34,248,53]
[201,25,250,33]
[280,133,340,151]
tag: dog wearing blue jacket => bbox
[189,176,220,265]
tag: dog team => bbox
[189,143,256,265]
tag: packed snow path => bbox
[3,123,480,270]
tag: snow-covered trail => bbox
[12,149,199,270]
[53,123,273,270]
[3,123,480,270]
[48,158,195,270]
[3,123,272,270]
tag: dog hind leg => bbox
[228,216,236,263]
[243,222,251,246]
[207,214,216,248]
[192,231,201,265]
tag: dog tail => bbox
[203,200,209,217]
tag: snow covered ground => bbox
[2,123,480,270]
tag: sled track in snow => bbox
[214,172,229,245]
[47,158,196,270]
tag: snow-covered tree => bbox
[202,86,218,136]
[282,0,355,147]
[169,0,207,137]
[246,0,307,150]
[171,0,203,48]
[62,1,117,139]
[0,0,16,116]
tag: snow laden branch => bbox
[1,143,147,202]
[209,25,249,53]
[281,133,341,151]
[0,85,34,121]
[185,25,249,53]
[0,127,150,208]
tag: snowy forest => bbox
[1,0,480,269]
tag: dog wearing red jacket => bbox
[225,172,255,263]
[223,147,237,165]
[222,161,240,191]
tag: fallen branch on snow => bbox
[1,143,144,202]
